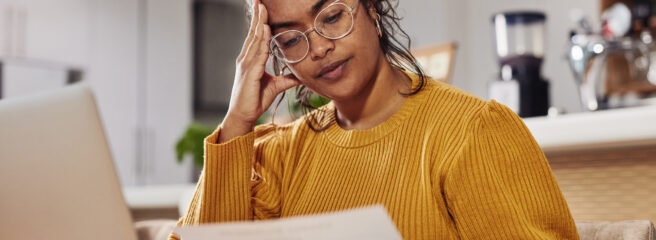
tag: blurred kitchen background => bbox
[1,0,654,222]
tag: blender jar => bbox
[492,11,546,60]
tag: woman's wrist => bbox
[217,115,255,144]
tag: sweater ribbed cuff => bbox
[198,126,256,222]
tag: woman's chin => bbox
[307,74,367,102]
[321,88,361,102]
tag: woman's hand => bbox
[219,0,301,143]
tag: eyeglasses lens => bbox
[271,3,353,62]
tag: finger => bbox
[281,73,300,83]
[255,24,272,63]
[246,4,270,62]
[263,73,301,98]
[238,0,261,60]
[257,4,269,46]
[239,0,260,59]
[249,0,261,37]
[257,4,271,62]
[260,2,269,25]
[242,3,265,62]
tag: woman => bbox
[170,0,580,239]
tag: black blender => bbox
[489,11,550,118]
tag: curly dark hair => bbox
[250,0,427,131]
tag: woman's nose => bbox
[308,31,334,61]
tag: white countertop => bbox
[122,184,195,209]
[523,104,656,152]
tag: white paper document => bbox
[173,205,402,240]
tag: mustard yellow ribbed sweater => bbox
[171,74,580,240]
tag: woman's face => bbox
[263,0,382,101]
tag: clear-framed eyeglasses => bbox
[269,0,359,64]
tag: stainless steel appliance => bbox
[567,3,656,111]
[567,35,651,111]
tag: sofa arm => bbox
[134,219,178,240]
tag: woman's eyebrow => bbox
[269,21,298,33]
[269,0,331,33]
[310,0,331,16]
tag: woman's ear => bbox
[365,1,383,37]
[366,1,378,20]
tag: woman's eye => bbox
[283,36,301,48]
[323,10,343,24]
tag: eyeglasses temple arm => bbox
[350,0,358,11]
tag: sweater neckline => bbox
[322,71,429,148]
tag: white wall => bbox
[398,0,600,114]
[397,0,470,91]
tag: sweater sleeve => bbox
[442,100,580,240]
[169,123,289,240]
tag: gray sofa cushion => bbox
[135,219,656,240]
[135,219,178,240]
[576,220,656,240]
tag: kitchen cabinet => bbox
[0,0,193,186]
[141,0,193,185]
[0,1,24,57]
[0,0,89,66]
[88,0,193,186]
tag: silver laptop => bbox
[0,83,137,240]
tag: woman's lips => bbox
[318,58,350,81]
